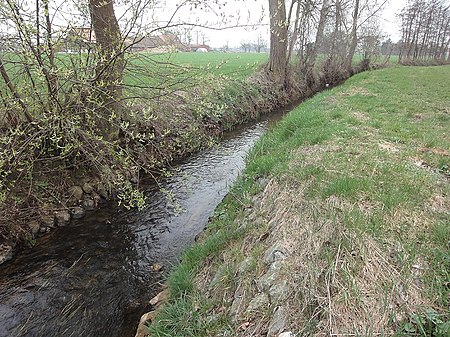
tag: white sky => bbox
[183,0,408,48]
[0,0,407,47]
[379,0,407,41]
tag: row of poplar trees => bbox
[399,0,450,62]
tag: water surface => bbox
[0,111,285,337]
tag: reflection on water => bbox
[0,111,284,337]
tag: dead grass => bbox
[262,181,427,336]
[352,111,369,121]
[290,143,339,169]
[191,171,429,337]
[328,235,427,336]
[378,142,400,153]
[428,193,450,214]
[339,86,376,97]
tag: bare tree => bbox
[89,0,124,140]
[309,0,331,66]
[240,41,252,52]
[268,0,288,81]
[399,0,450,63]
[264,0,388,87]
[254,33,267,52]
[346,0,361,70]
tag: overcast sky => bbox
[1,0,408,48]
[185,0,408,48]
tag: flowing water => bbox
[0,111,285,337]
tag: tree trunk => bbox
[346,0,360,71]
[89,0,124,141]
[309,0,329,66]
[43,0,58,110]
[330,0,342,59]
[268,0,288,83]
[0,57,33,123]
[287,0,302,66]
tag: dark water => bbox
[0,111,284,337]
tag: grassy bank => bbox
[147,66,450,336]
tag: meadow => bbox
[144,52,268,78]
[0,51,268,106]
[122,51,268,93]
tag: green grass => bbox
[124,52,267,92]
[1,51,267,88]
[0,51,267,111]
[148,65,450,336]
[146,52,268,78]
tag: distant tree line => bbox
[399,0,450,62]
[240,35,268,53]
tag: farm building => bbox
[129,33,189,52]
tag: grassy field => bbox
[0,52,267,108]
[146,52,268,78]
[123,51,268,91]
[0,51,267,86]
[146,65,450,336]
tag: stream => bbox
[0,111,285,337]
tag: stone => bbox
[97,184,109,199]
[251,195,259,205]
[0,244,13,265]
[92,192,102,207]
[28,221,40,235]
[246,293,269,313]
[149,289,169,307]
[264,245,287,265]
[257,177,270,187]
[68,186,83,205]
[82,198,95,211]
[55,210,71,226]
[134,311,156,337]
[151,263,163,272]
[129,172,139,184]
[269,280,289,303]
[257,261,284,291]
[267,306,287,337]
[82,182,94,194]
[140,311,156,323]
[278,332,293,337]
[71,207,85,219]
[126,170,139,184]
[230,286,245,323]
[210,265,227,288]
[237,257,253,275]
[41,215,55,228]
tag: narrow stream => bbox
[0,110,285,337]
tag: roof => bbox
[130,33,186,50]
[66,27,96,43]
